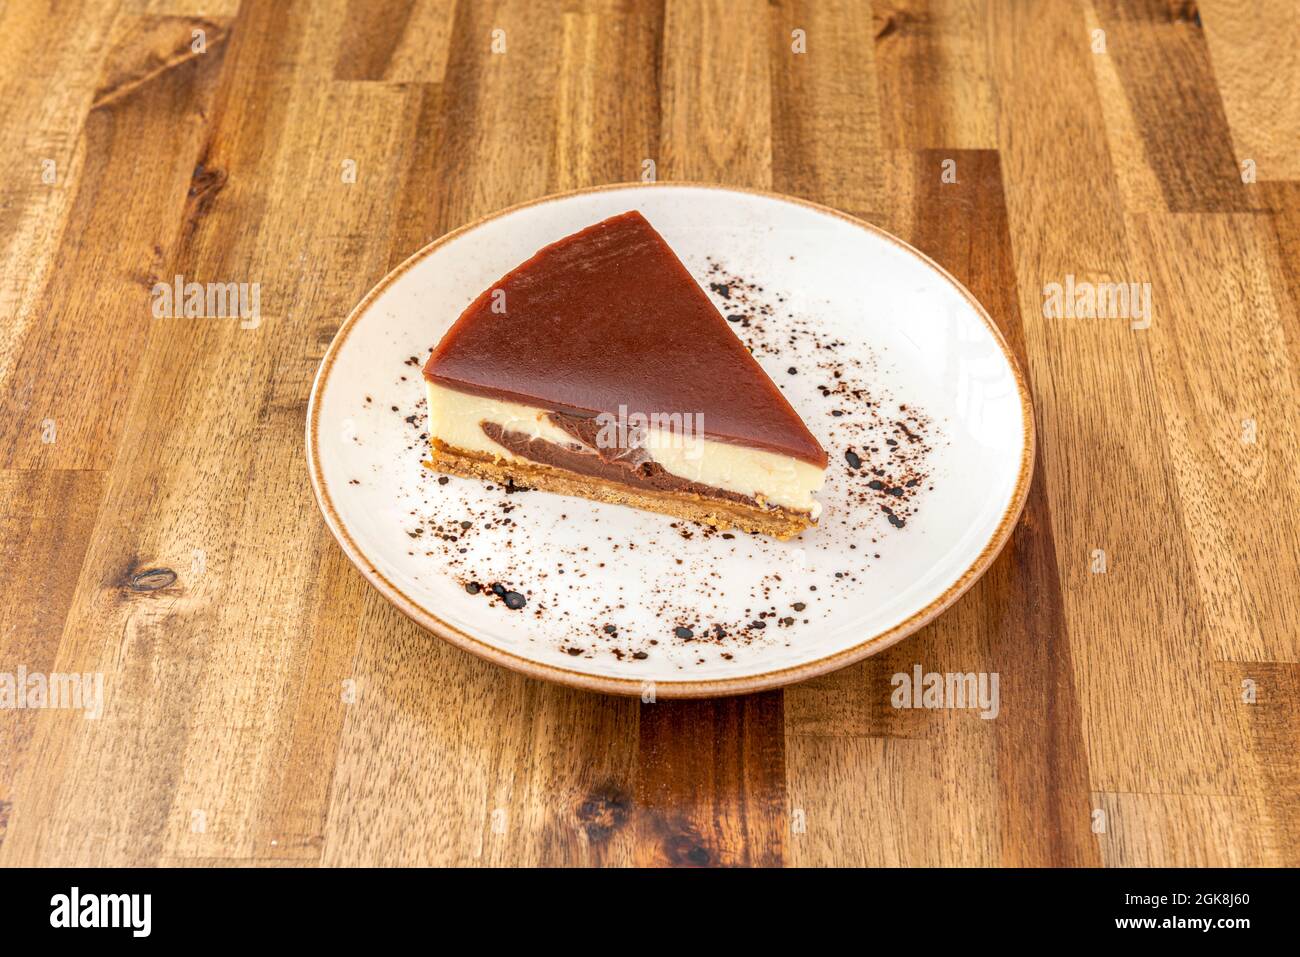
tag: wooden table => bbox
[1,0,1297,868]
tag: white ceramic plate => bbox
[307,184,1033,697]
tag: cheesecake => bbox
[422,210,827,538]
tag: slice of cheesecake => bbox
[422,210,827,539]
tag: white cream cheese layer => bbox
[425,380,824,517]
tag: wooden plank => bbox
[1127,212,1300,663]
[382,0,634,266]
[0,0,122,394]
[788,735,998,866]
[785,651,930,740]
[1083,0,1168,214]
[989,0,1245,799]
[1200,0,1300,181]
[127,0,242,13]
[121,0,412,864]
[552,1,663,191]
[634,694,785,867]
[910,149,1097,866]
[1263,181,1300,373]
[1248,661,1300,853]
[0,471,105,857]
[334,0,456,82]
[870,0,997,148]
[1218,661,1300,862]
[322,594,640,866]
[660,0,772,186]
[768,0,882,207]
[1092,791,1274,866]
[1091,0,1254,212]
[0,0,407,866]
[250,540,371,858]
[0,11,230,470]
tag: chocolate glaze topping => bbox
[424,211,828,467]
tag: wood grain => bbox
[1,0,1297,867]
[635,694,786,867]
[871,0,997,148]
[1092,0,1254,212]
[1200,0,1300,181]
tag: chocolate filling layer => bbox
[545,411,655,472]
[479,421,765,509]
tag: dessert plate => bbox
[307,184,1033,697]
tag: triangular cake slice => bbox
[422,210,827,539]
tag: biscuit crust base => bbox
[426,439,815,540]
